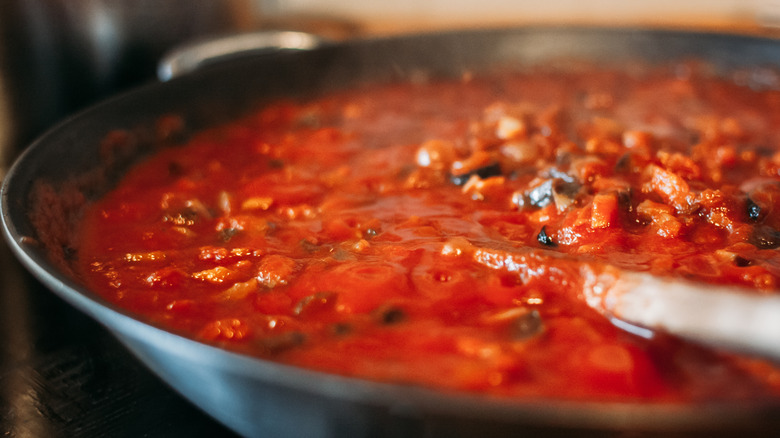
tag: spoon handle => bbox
[583,268,780,361]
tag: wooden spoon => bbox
[582,266,780,361]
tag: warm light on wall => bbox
[275,0,774,32]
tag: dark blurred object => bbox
[0,0,268,171]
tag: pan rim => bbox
[4,24,780,434]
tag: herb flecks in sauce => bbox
[77,64,780,402]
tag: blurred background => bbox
[281,0,766,32]
[1,0,780,173]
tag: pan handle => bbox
[157,30,325,81]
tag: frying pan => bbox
[3,27,780,437]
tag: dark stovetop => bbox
[0,240,239,437]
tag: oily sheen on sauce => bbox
[76,63,780,402]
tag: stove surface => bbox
[0,240,238,437]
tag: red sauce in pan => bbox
[76,63,780,402]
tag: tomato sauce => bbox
[76,63,780,402]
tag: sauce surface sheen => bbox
[76,63,780,402]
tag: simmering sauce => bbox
[75,63,780,402]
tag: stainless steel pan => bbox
[4,27,780,437]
